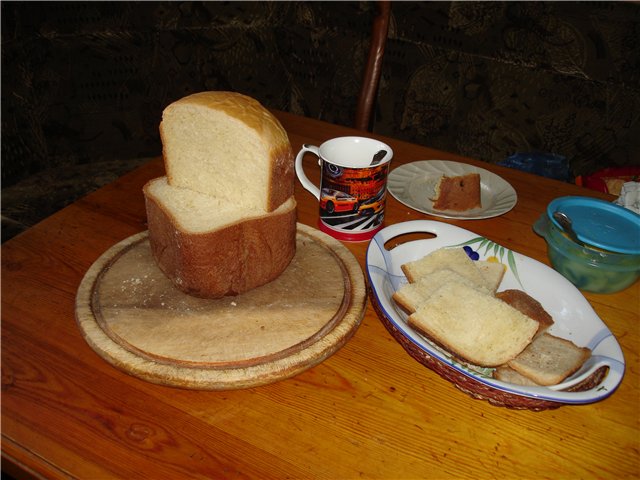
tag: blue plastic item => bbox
[547,196,640,255]
[498,152,570,182]
[534,213,640,293]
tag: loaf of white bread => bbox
[393,248,591,384]
[144,91,296,298]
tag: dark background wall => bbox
[375,1,640,177]
[2,1,639,240]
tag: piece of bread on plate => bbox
[401,248,487,286]
[496,289,554,337]
[393,268,491,314]
[430,173,481,212]
[144,177,296,298]
[493,366,541,386]
[506,333,591,386]
[401,245,504,291]
[407,282,539,367]
[475,261,505,292]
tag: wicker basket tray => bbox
[368,284,609,411]
[365,220,624,411]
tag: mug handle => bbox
[295,144,321,200]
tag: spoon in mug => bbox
[370,150,387,166]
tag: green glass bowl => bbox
[534,213,640,294]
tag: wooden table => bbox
[2,110,639,479]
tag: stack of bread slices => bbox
[392,248,591,386]
[143,91,297,298]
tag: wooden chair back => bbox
[355,1,391,131]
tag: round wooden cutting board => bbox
[76,223,366,390]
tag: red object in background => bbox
[576,167,640,194]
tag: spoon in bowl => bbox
[552,211,586,247]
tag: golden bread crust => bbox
[144,183,297,298]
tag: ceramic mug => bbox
[295,136,393,242]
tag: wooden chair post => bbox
[355,0,391,131]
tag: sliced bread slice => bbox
[476,260,505,293]
[392,268,490,314]
[401,248,487,286]
[493,366,541,386]
[430,173,482,212]
[496,289,554,336]
[507,333,591,386]
[407,282,539,367]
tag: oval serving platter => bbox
[366,220,625,409]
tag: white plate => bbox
[366,220,625,405]
[388,160,517,219]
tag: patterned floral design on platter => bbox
[456,237,523,289]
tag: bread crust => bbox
[145,189,297,298]
[160,91,294,212]
[496,289,554,336]
[431,173,481,212]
